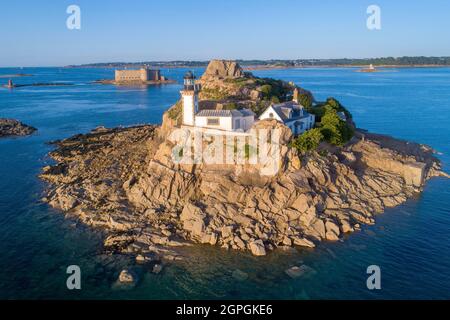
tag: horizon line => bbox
[2,55,450,69]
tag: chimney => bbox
[293,87,299,103]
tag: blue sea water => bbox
[0,67,449,299]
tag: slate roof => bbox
[269,101,310,122]
[196,109,255,118]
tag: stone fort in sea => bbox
[115,67,166,82]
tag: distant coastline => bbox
[62,64,450,72]
[64,56,450,70]
[244,64,450,71]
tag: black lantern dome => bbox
[183,71,196,91]
[184,71,195,80]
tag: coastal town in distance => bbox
[1,0,450,313]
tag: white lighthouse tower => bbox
[181,71,199,126]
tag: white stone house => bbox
[194,109,255,131]
[181,71,255,132]
[259,100,315,135]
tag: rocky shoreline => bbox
[39,60,449,263]
[2,82,73,88]
[39,123,448,260]
[0,118,37,138]
[0,73,33,78]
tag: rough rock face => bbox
[40,122,448,259]
[201,59,245,79]
[197,60,293,106]
[0,118,37,137]
[38,61,448,259]
[118,269,138,284]
[162,60,313,132]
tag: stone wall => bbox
[115,68,161,82]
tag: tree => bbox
[307,97,352,122]
[291,128,324,152]
[298,93,313,108]
[320,108,343,145]
[325,97,340,110]
[260,84,272,100]
[306,104,326,120]
[320,106,354,146]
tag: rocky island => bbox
[95,67,175,86]
[0,118,37,137]
[357,64,379,73]
[40,60,449,262]
[0,73,33,78]
[2,79,74,89]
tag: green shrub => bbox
[256,78,291,102]
[325,97,353,119]
[306,104,326,120]
[167,101,182,120]
[201,88,228,100]
[325,97,340,110]
[320,106,354,146]
[298,93,313,108]
[291,102,354,150]
[250,101,270,116]
[307,97,352,122]
[260,84,272,100]
[291,128,323,152]
[224,77,249,87]
[318,150,328,157]
[223,102,238,110]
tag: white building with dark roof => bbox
[195,109,255,131]
[181,71,255,132]
[258,88,315,135]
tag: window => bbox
[269,112,274,118]
[234,119,240,129]
[207,118,220,126]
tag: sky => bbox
[1,0,450,67]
